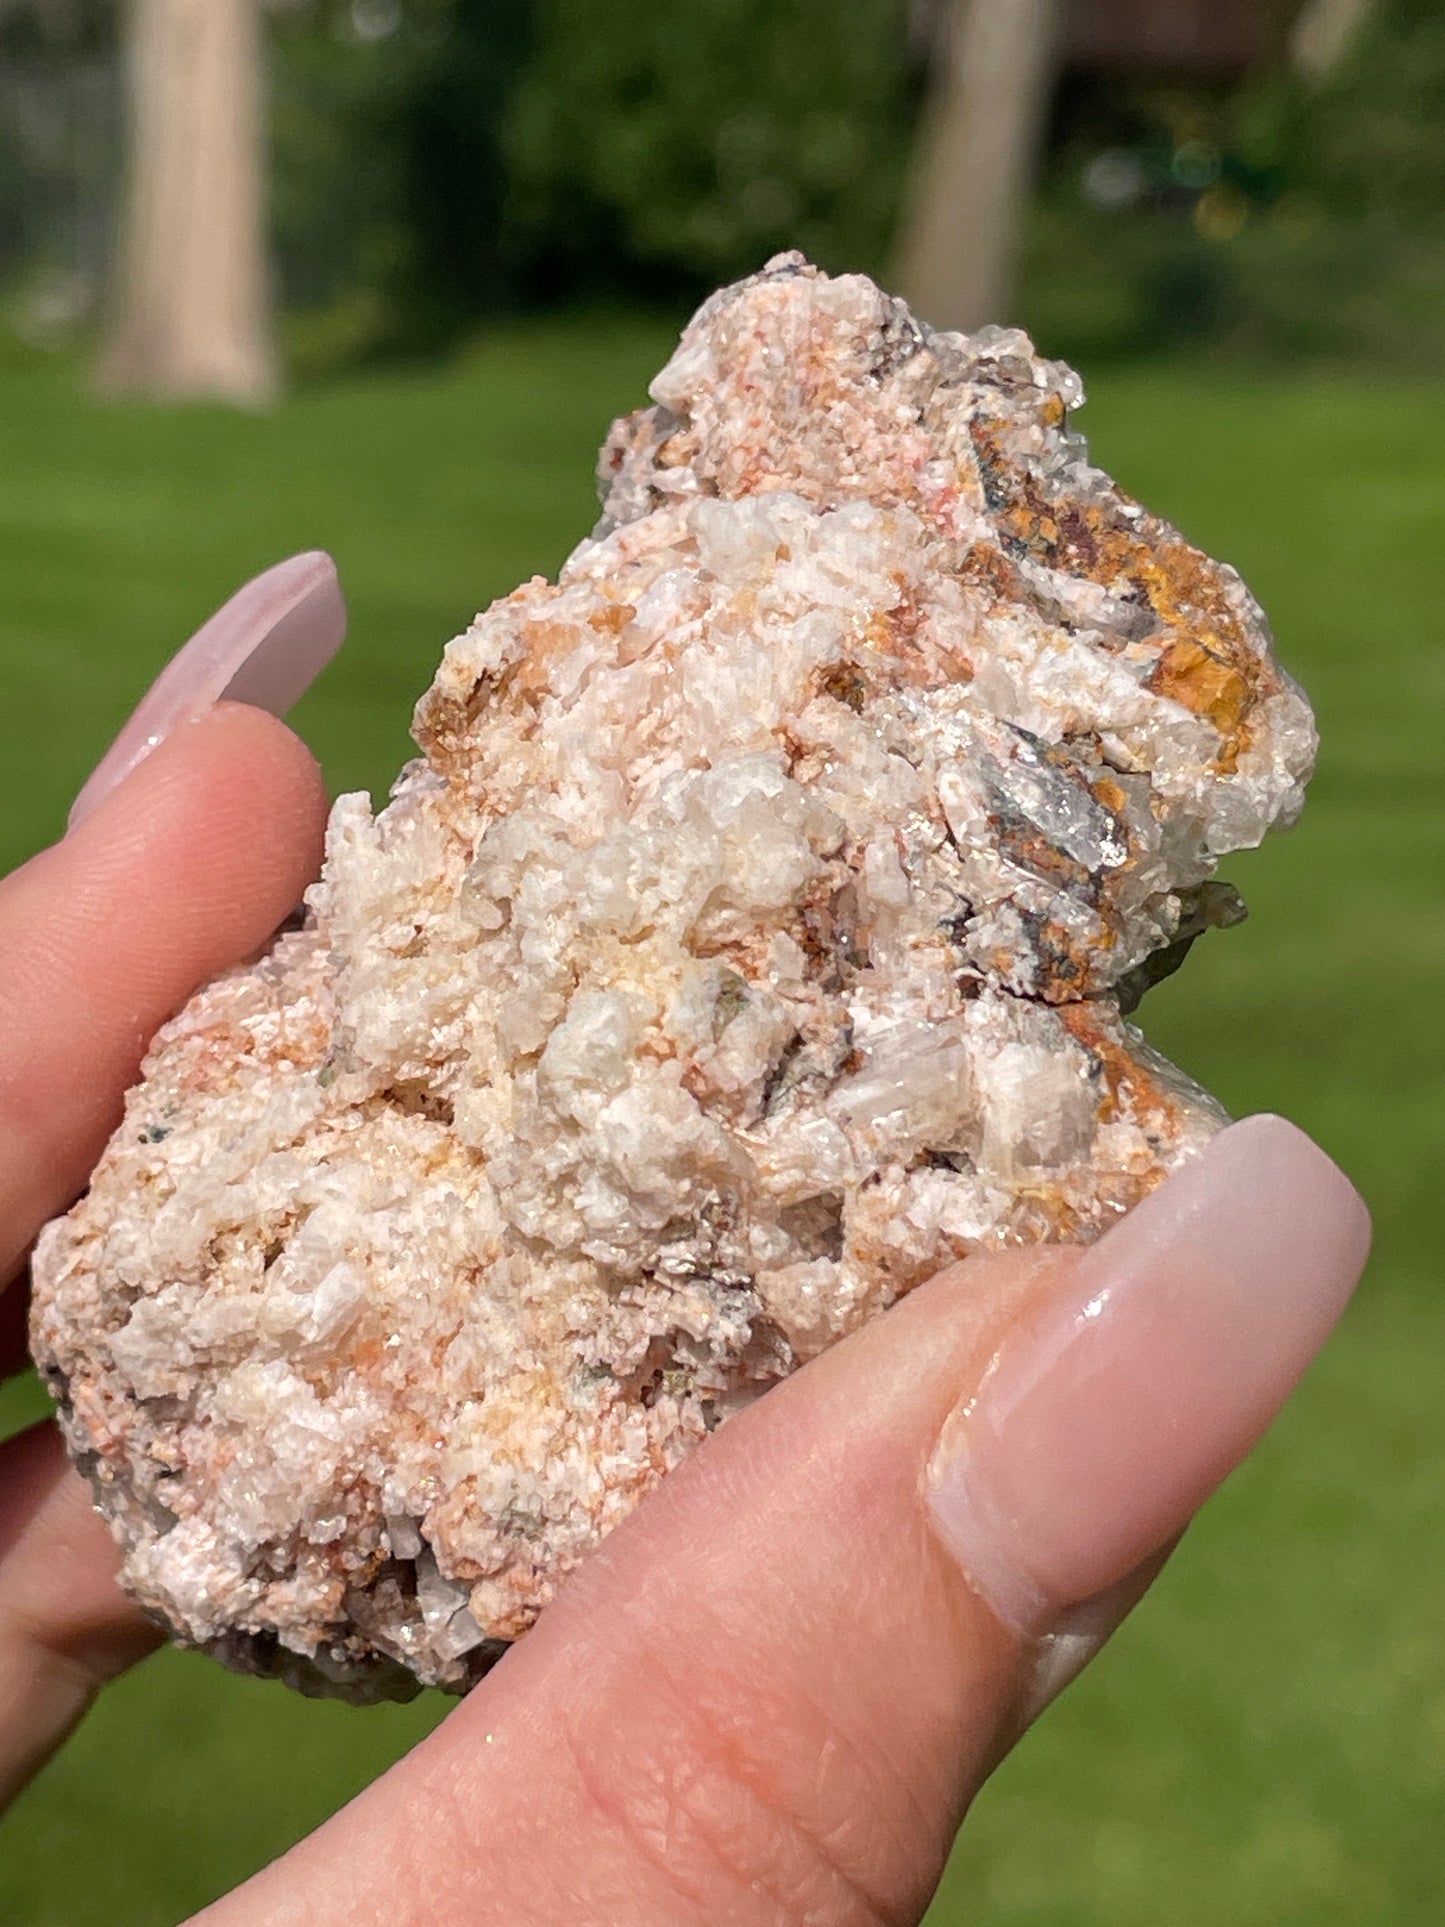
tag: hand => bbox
[1,562,1370,1926]
[0,699,328,1802]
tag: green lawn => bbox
[0,324,1439,1925]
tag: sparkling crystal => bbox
[32,256,1315,1699]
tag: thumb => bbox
[198,1116,1368,1927]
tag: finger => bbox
[199,1116,1369,1927]
[982,1534,1181,1776]
[0,1426,160,1807]
[0,700,329,1285]
[0,702,330,1803]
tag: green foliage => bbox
[267,0,538,356]
[1022,2,1445,367]
[1220,0,1445,360]
[261,0,1445,366]
[387,0,539,336]
[1284,0,1445,229]
[0,0,113,59]
[0,0,118,328]
[270,0,1445,369]
[502,0,916,294]
[268,2,438,358]
[266,0,920,348]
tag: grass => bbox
[0,322,1440,1924]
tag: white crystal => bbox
[32,256,1315,1699]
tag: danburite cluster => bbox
[33,256,1315,1701]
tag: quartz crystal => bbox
[32,255,1316,1701]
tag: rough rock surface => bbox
[32,255,1315,1700]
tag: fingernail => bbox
[68,551,347,831]
[927,1115,1371,1636]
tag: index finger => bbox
[0,701,329,1288]
[0,702,330,1807]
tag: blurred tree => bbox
[101,0,277,402]
[0,0,118,332]
[0,0,110,48]
[1291,0,1376,77]
[1012,0,1445,365]
[391,0,537,341]
[1288,0,1445,224]
[503,0,914,298]
[0,0,1416,382]
[267,0,439,365]
[895,0,1059,330]
[263,0,535,360]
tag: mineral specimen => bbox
[32,255,1316,1701]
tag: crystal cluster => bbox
[32,256,1315,1700]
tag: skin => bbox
[0,704,328,1805]
[0,702,1351,1925]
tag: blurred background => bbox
[0,1,1440,1921]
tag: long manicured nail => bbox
[927,1115,1371,1636]
[69,551,346,831]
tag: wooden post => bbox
[895,0,1060,335]
[101,0,278,404]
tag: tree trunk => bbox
[1291,0,1375,78]
[101,0,278,404]
[894,0,1059,335]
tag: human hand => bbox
[0,559,1370,1926]
[0,555,340,1801]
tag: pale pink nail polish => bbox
[68,551,347,831]
[927,1115,1371,1636]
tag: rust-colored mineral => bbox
[32,257,1314,1700]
